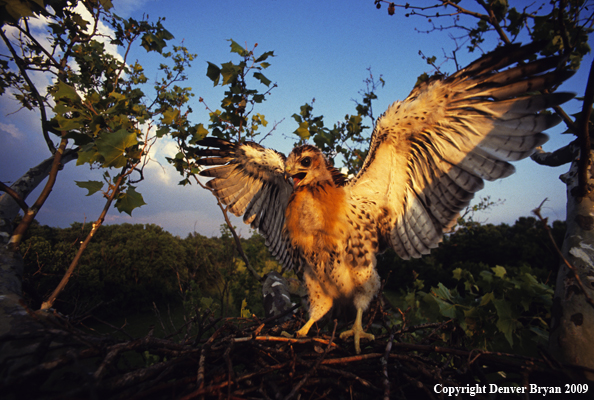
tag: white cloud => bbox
[143,136,180,186]
[0,122,24,139]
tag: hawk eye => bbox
[300,157,312,168]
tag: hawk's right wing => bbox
[196,137,296,269]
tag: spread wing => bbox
[196,137,295,268]
[347,41,574,260]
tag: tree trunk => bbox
[548,153,594,380]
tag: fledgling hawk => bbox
[196,42,573,354]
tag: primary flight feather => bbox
[196,42,573,354]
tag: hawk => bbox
[196,42,573,354]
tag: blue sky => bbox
[1,0,592,238]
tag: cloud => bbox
[0,122,24,139]
[143,136,180,186]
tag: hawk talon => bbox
[339,308,375,354]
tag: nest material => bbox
[2,300,592,400]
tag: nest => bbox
[2,297,592,400]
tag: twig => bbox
[0,181,29,212]
[284,320,338,400]
[192,175,262,282]
[532,200,594,311]
[382,329,395,400]
[232,335,338,348]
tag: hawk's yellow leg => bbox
[280,317,316,338]
[295,318,316,337]
[339,308,374,354]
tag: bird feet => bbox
[339,325,374,354]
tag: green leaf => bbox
[75,180,103,196]
[156,126,170,138]
[492,266,507,278]
[96,129,138,168]
[190,123,209,144]
[52,81,81,102]
[99,0,113,11]
[220,62,240,85]
[480,292,495,306]
[493,298,514,347]
[115,185,146,215]
[240,298,251,318]
[432,296,457,319]
[228,39,248,56]
[161,108,180,125]
[76,143,101,166]
[255,51,274,63]
[142,33,167,53]
[294,121,310,140]
[206,62,221,86]
[434,283,453,302]
[253,72,271,87]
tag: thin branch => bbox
[532,199,594,311]
[0,27,55,154]
[9,136,68,250]
[40,165,127,311]
[0,181,29,213]
[192,175,262,282]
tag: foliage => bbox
[375,0,591,73]
[168,39,276,186]
[21,221,187,316]
[394,265,554,355]
[378,216,565,293]
[291,69,385,175]
[0,0,203,309]
[18,221,283,319]
[378,217,564,355]
[19,216,562,354]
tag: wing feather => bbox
[348,42,574,259]
[196,138,297,269]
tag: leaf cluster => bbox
[380,216,565,355]
[1,0,198,220]
[291,69,385,175]
[169,39,275,186]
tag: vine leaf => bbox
[96,129,138,168]
[75,180,103,196]
[115,185,146,215]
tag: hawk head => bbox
[285,145,347,188]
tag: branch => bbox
[0,181,29,213]
[39,165,128,311]
[532,199,594,311]
[530,142,579,167]
[0,28,55,154]
[193,175,262,282]
[9,136,68,250]
[577,56,594,197]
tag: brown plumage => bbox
[196,42,573,354]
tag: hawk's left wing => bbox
[196,137,295,268]
[347,41,574,260]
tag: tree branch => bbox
[577,57,594,197]
[39,165,127,311]
[0,181,29,213]
[9,136,68,250]
[0,28,55,154]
